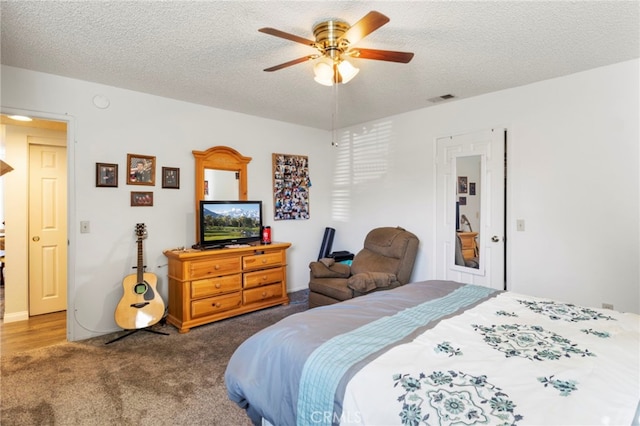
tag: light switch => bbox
[80,221,90,233]
[516,219,525,232]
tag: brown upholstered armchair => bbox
[308,227,419,308]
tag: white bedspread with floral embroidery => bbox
[225,281,640,426]
[341,290,639,425]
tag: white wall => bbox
[326,59,639,314]
[1,65,332,339]
[1,59,638,341]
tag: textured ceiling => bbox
[1,1,638,130]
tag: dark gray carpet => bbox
[1,290,308,425]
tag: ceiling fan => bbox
[259,11,414,86]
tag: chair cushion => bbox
[362,226,413,259]
[351,250,400,276]
[308,277,353,301]
[347,272,397,292]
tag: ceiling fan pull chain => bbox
[332,82,339,147]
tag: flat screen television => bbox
[198,200,263,249]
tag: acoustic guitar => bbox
[114,223,165,330]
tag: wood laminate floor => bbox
[1,308,67,357]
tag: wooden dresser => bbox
[163,242,291,333]
[457,232,478,261]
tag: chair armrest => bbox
[309,259,351,278]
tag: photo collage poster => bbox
[272,153,310,220]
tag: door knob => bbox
[491,235,501,242]
[32,236,40,242]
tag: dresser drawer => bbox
[243,266,284,289]
[191,274,242,299]
[462,248,475,259]
[243,283,283,305]
[242,252,283,271]
[189,256,241,279]
[191,292,242,318]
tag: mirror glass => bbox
[193,146,252,241]
[454,155,482,270]
[204,169,238,200]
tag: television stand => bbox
[191,243,225,250]
[202,244,224,250]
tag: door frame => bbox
[434,126,508,290]
[1,107,76,340]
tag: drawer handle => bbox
[261,258,268,264]
[261,291,267,297]
[213,302,221,308]
[214,264,221,270]
[262,275,268,281]
[215,283,221,289]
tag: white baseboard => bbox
[3,311,29,323]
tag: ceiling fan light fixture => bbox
[313,58,359,86]
[337,59,359,84]
[313,60,335,86]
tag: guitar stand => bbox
[105,323,169,345]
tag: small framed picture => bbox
[469,182,476,196]
[127,154,156,186]
[96,163,118,187]
[162,167,180,189]
[459,196,467,206]
[457,176,468,194]
[131,191,153,207]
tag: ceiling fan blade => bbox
[339,11,390,46]
[258,27,316,47]
[352,48,414,63]
[263,56,317,72]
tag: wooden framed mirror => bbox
[193,146,252,240]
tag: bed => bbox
[225,280,640,425]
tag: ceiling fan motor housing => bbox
[313,20,350,61]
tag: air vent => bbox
[427,94,456,103]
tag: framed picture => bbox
[162,167,180,189]
[131,191,153,207]
[127,154,156,186]
[457,176,468,194]
[96,163,118,187]
[469,182,476,196]
[459,196,467,206]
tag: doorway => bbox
[29,142,68,315]
[1,114,69,342]
[435,128,506,290]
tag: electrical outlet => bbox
[602,303,614,310]
[80,221,90,234]
[516,219,525,231]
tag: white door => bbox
[435,128,505,290]
[29,143,67,315]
